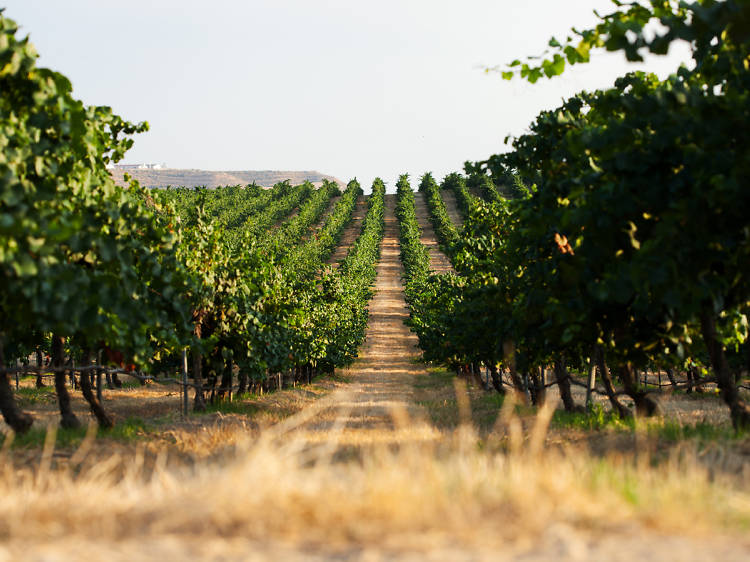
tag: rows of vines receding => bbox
[0,10,387,433]
[397,0,750,430]
[3,1,750,436]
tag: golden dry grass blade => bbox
[261,388,354,444]
[528,398,558,457]
[68,421,97,470]
[37,422,57,484]
[453,377,471,427]
[0,429,14,458]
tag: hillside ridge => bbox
[111,168,342,189]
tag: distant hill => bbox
[110,168,343,189]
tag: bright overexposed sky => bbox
[4,1,692,191]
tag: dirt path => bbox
[294,194,440,446]
[440,189,464,230]
[414,192,453,273]
[326,195,367,267]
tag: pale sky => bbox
[4,1,692,191]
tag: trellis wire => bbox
[2,358,315,418]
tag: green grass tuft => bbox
[652,419,745,442]
[4,416,152,449]
[552,403,635,432]
[15,385,56,405]
[552,404,746,442]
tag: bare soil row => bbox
[440,188,464,230]
[413,192,453,273]
[326,196,367,267]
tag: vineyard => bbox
[2,2,750,560]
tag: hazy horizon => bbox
[3,1,692,191]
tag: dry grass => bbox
[1,374,348,472]
[0,393,749,561]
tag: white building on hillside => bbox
[108,163,167,170]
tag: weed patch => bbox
[552,404,746,444]
[552,403,636,432]
[652,420,745,442]
[15,385,56,405]
[3,416,152,449]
